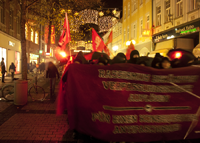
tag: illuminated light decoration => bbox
[46,53,50,56]
[112,9,117,15]
[67,9,72,13]
[44,26,49,44]
[39,50,43,54]
[167,35,175,39]
[60,51,67,58]
[31,29,34,42]
[112,46,118,51]
[175,52,182,59]
[126,41,131,46]
[74,50,91,53]
[131,40,136,45]
[35,32,39,44]
[99,11,104,17]
[60,9,65,14]
[74,12,79,16]
[73,9,118,33]
[181,28,197,34]
[142,29,150,37]
[51,25,55,44]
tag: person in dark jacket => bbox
[128,50,140,64]
[9,62,16,81]
[1,58,6,83]
[46,62,60,97]
[116,53,127,63]
[159,57,171,69]
[151,53,163,69]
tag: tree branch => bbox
[26,0,40,10]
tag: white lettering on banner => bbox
[9,41,15,47]
[176,25,195,33]
[95,36,101,48]
[155,34,168,41]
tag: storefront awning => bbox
[149,39,174,57]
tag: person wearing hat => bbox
[1,58,6,83]
[128,50,140,64]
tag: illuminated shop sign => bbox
[153,19,200,43]
[9,41,15,47]
[142,29,150,37]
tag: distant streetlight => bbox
[126,40,136,46]
[112,46,118,51]
[74,12,79,16]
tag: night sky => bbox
[102,0,123,10]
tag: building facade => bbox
[0,0,21,75]
[103,19,123,59]
[151,0,200,57]
[123,0,153,56]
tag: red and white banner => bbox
[92,28,106,52]
[58,13,71,50]
[57,64,200,142]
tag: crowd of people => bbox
[70,49,200,69]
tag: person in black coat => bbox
[128,50,140,64]
[1,58,6,83]
[9,62,16,81]
[46,62,60,97]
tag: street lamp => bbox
[112,46,118,52]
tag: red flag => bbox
[126,43,135,60]
[106,31,113,45]
[92,28,106,52]
[104,46,111,56]
[59,13,71,50]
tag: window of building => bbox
[31,29,34,42]
[156,6,161,26]
[140,19,143,35]
[17,16,20,34]
[35,32,39,44]
[165,0,171,22]
[127,27,129,40]
[10,9,13,30]
[190,0,197,11]
[134,24,136,39]
[25,24,28,39]
[176,0,183,17]
[146,15,149,29]
[124,29,126,42]
[128,2,130,16]
[140,0,143,5]
[124,6,126,20]
[0,1,5,24]
[134,0,137,11]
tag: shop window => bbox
[190,0,197,11]
[140,19,143,36]
[45,44,47,52]
[0,1,5,24]
[9,9,13,30]
[146,15,149,29]
[165,0,171,22]
[15,52,20,73]
[17,16,20,34]
[124,6,126,20]
[35,32,39,44]
[128,2,130,17]
[127,27,129,40]
[134,24,136,39]
[176,0,183,17]
[31,29,34,42]
[156,6,161,26]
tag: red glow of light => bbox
[175,52,182,59]
[60,51,67,58]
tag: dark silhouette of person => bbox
[9,62,16,81]
[1,58,6,83]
